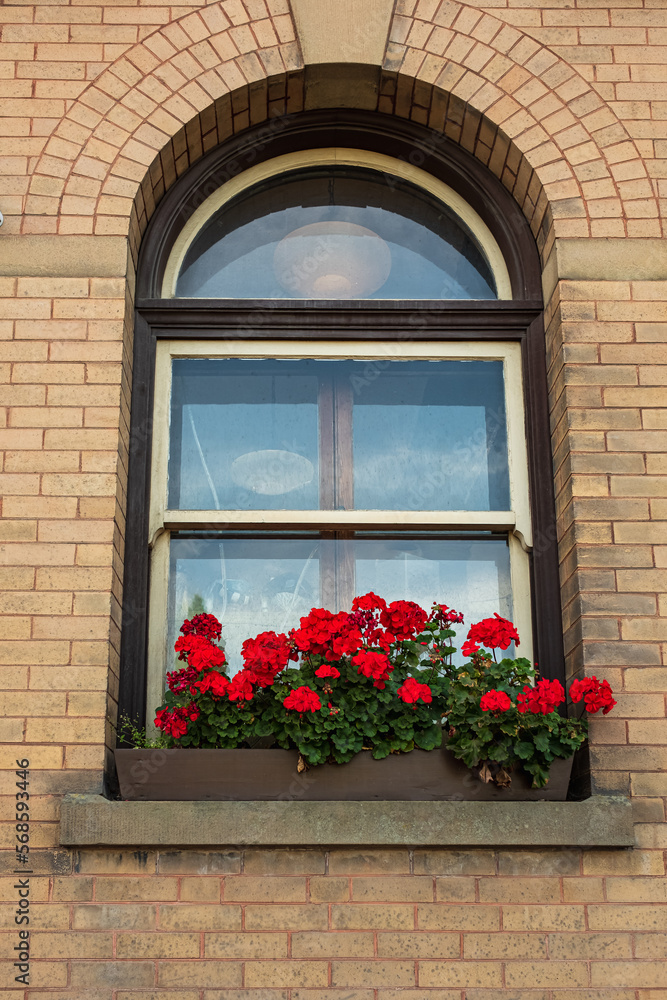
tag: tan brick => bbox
[377,931,459,958]
[562,878,605,902]
[70,962,154,990]
[244,905,328,930]
[332,905,414,930]
[502,905,586,931]
[157,851,239,875]
[308,876,349,902]
[328,850,410,874]
[179,879,223,904]
[505,962,589,988]
[351,877,432,902]
[204,932,287,959]
[223,876,306,902]
[73,904,156,930]
[417,904,499,931]
[243,850,324,875]
[591,963,667,988]
[117,932,200,958]
[31,932,113,959]
[413,850,496,875]
[634,933,667,959]
[331,962,415,988]
[606,877,667,903]
[52,877,93,902]
[588,905,667,930]
[292,931,375,958]
[0,961,67,988]
[583,849,665,876]
[477,877,560,903]
[159,905,242,931]
[245,963,328,988]
[628,719,667,743]
[94,878,178,902]
[418,962,502,988]
[434,877,476,902]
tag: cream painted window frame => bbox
[146,339,534,723]
[161,148,513,302]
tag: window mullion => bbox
[334,371,354,511]
[319,374,335,510]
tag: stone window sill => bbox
[60,795,634,848]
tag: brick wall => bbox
[1,0,666,995]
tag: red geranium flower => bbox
[194,670,229,699]
[290,608,363,661]
[352,649,393,689]
[352,592,387,614]
[397,676,432,707]
[226,670,255,702]
[430,603,464,626]
[315,664,341,679]
[154,703,199,739]
[517,678,565,715]
[174,633,226,672]
[380,600,428,640]
[166,664,199,694]
[480,689,512,713]
[465,614,520,651]
[241,630,291,687]
[461,639,481,658]
[570,676,616,715]
[283,685,321,713]
[180,613,222,642]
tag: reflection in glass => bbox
[176,166,497,300]
[352,361,509,510]
[167,359,510,512]
[167,533,512,677]
[168,360,319,511]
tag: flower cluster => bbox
[352,649,393,689]
[290,608,363,661]
[283,686,321,713]
[241,631,292,687]
[380,600,428,641]
[397,676,432,707]
[517,678,565,715]
[462,614,521,656]
[155,703,199,738]
[429,603,464,627]
[570,676,616,715]
[152,596,616,786]
[480,689,512,713]
[180,613,222,642]
[174,633,226,672]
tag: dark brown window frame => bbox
[119,111,562,729]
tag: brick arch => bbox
[25,0,303,242]
[386,0,658,241]
[24,0,657,255]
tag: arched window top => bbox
[163,149,513,300]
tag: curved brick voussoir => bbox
[386,0,659,240]
[25,0,303,238]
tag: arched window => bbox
[121,113,562,728]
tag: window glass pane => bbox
[167,359,510,512]
[168,359,320,510]
[166,532,511,677]
[176,167,497,300]
[352,361,510,510]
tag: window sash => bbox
[145,338,534,726]
[150,340,532,545]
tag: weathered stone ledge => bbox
[60,795,634,848]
